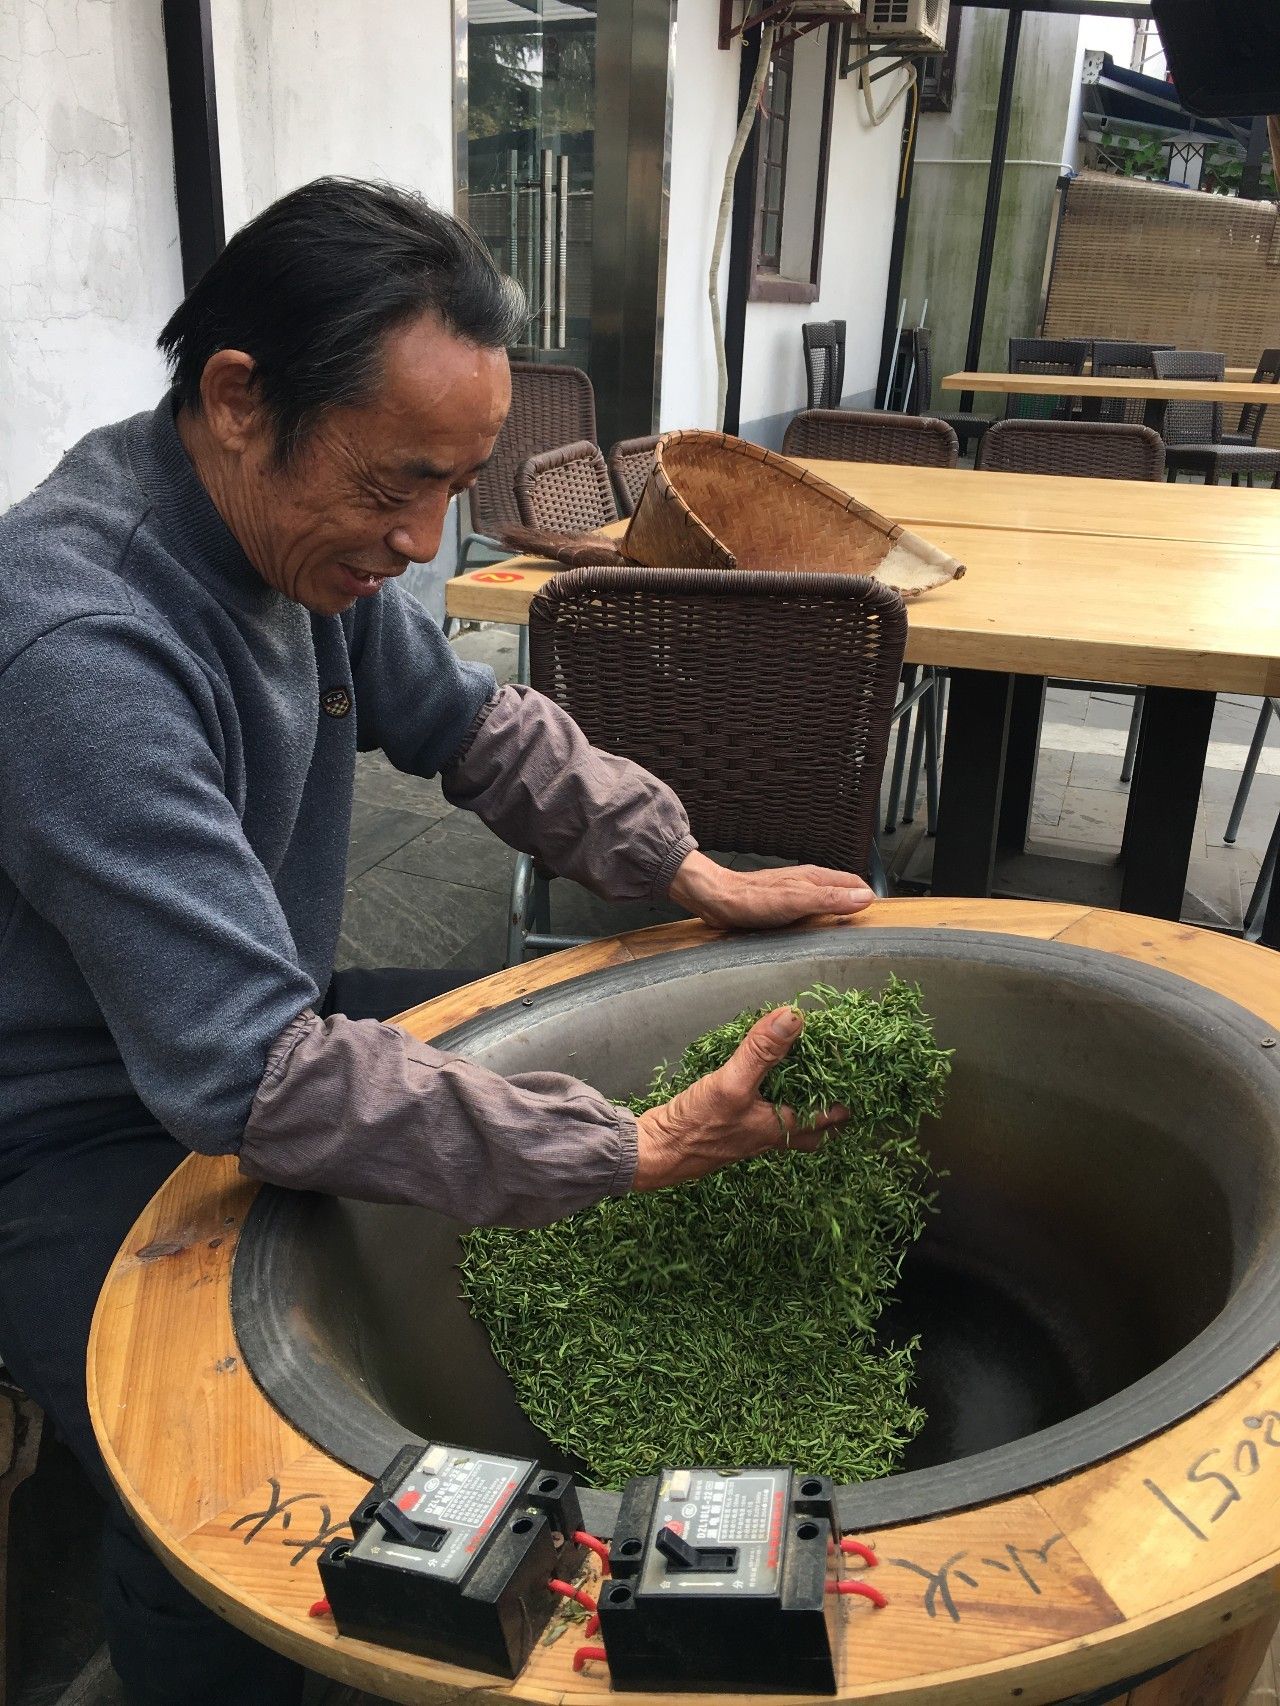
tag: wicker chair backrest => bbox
[516,440,619,534]
[528,566,907,879]
[606,435,661,517]
[1005,337,1090,420]
[1152,349,1224,445]
[802,320,846,409]
[976,419,1165,481]
[1091,341,1173,424]
[782,408,959,469]
[469,362,596,537]
[1237,348,1280,443]
[909,326,933,414]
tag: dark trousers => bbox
[0,967,479,1706]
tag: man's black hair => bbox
[157,177,527,461]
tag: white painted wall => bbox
[212,0,461,609]
[0,0,183,509]
[658,8,741,435]
[659,5,904,445]
[740,50,906,439]
[212,0,457,234]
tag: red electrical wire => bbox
[573,1644,609,1673]
[827,1579,889,1608]
[307,1597,331,1618]
[838,1537,879,1567]
[572,1530,611,1572]
[548,1578,598,1615]
[585,1612,600,1638]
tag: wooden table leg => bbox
[1119,686,1214,919]
[997,674,1047,853]
[931,668,1014,896]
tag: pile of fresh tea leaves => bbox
[459,978,949,1487]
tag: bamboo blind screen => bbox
[1042,172,1280,447]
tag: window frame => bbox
[755,38,794,275]
[749,24,839,305]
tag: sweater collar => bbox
[131,394,285,616]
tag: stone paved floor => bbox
[12,624,1279,1706]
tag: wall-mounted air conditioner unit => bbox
[863,0,948,52]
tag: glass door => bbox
[465,1,596,369]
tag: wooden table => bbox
[941,371,1268,434]
[446,464,1280,937]
[88,902,1280,1705]
[789,460,1280,549]
[942,371,1267,409]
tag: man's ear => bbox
[198,350,265,455]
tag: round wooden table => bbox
[89,899,1280,1704]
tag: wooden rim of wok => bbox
[88,899,1280,1705]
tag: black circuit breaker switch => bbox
[317,1441,585,1677]
[598,1465,841,1695]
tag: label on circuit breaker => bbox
[349,1445,532,1581]
[640,1467,790,1597]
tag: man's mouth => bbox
[336,564,387,598]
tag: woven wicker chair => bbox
[1006,337,1090,420]
[507,567,907,963]
[912,328,993,455]
[1222,355,1280,832]
[607,434,661,517]
[782,408,959,468]
[978,417,1166,787]
[1091,341,1173,425]
[802,320,846,410]
[515,440,619,535]
[460,361,597,568]
[1222,348,1280,449]
[1152,349,1280,487]
[976,419,1165,481]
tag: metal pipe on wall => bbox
[589,0,678,451]
[161,0,225,291]
[876,87,922,408]
[959,5,1023,412]
[722,27,765,435]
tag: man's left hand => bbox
[667,849,874,931]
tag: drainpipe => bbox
[877,86,922,407]
[162,0,225,291]
[960,5,1023,413]
[723,27,765,435]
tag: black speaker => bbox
[1151,0,1280,117]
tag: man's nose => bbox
[386,496,449,566]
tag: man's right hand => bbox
[632,1006,849,1192]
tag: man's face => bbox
[238,315,510,616]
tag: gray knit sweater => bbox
[0,400,694,1222]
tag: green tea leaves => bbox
[460,978,949,1488]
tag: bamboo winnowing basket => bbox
[623,431,966,596]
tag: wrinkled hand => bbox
[667,849,874,931]
[632,1006,848,1192]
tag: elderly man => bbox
[0,178,871,1704]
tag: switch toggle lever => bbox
[373,1499,446,1550]
[654,1524,738,1574]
